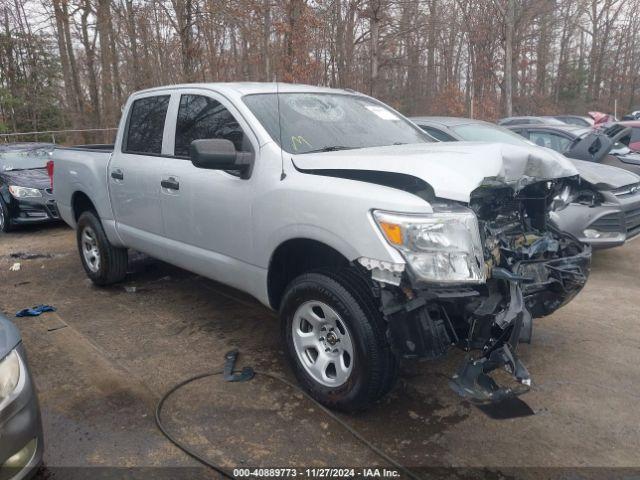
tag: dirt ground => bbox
[1,223,640,479]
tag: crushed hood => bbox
[572,159,640,190]
[293,142,578,202]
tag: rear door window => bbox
[529,131,573,152]
[123,95,170,154]
[174,94,246,157]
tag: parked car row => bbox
[412,116,640,249]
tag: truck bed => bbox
[52,145,114,229]
[56,144,114,152]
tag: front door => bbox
[159,91,257,287]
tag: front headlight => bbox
[8,185,42,198]
[373,208,485,284]
[0,350,21,402]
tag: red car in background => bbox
[617,120,640,151]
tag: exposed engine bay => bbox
[375,179,591,402]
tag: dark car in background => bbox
[411,116,640,248]
[0,313,43,479]
[0,143,59,233]
[505,123,640,176]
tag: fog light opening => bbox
[583,229,624,240]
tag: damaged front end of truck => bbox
[360,178,591,403]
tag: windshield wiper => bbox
[303,145,355,154]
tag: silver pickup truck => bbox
[52,83,591,410]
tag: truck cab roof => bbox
[133,82,359,99]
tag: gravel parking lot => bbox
[1,224,640,478]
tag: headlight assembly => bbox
[9,185,42,199]
[373,208,486,284]
[0,350,21,403]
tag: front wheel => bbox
[280,270,397,412]
[76,211,128,285]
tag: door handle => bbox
[161,178,180,190]
[111,169,124,180]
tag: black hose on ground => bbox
[155,369,422,480]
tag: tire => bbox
[0,196,13,233]
[76,211,128,285]
[280,269,398,412]
[329,268,398,399]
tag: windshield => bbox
[243,93,431,154]
[451,123,533,146]
[0,144,53,171]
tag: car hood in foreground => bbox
[571,159,640,190]
[293,142,578,202]
[0,314,21,358]
[0,168,50,190]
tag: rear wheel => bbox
[281,270,397,411]
[76,211,128,285]
[0,197,13,233]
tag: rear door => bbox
[109,93,170,256]
[158,89,258,285]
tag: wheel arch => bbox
[70,190,125,247]
[267,238,351,310]
[71,190,98,221]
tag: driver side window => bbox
[174,94,247,158]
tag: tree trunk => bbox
[504,0,514,116]
[369,0,381,97]
[97,0,114,127]
[263,0,271,80]
[80,0,100,127]
[426,0,437,101]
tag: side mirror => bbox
[190,139,252,177]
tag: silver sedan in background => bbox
[411,116,640,249]
[0,313,43,480]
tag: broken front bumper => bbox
[515,246,592,318]
[382,243,592,402]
